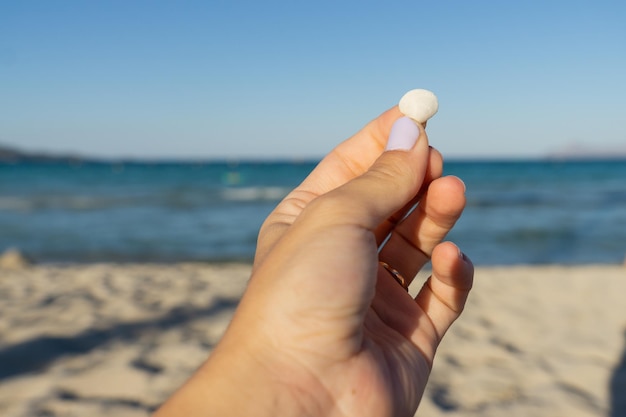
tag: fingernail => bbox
[451,176,467,193]
[385,117,420,151]
[451,243,465,260]
[456,245,463,259]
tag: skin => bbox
[154,106,473,417]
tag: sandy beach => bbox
[0,262,624,417]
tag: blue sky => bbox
[1,1,624,159]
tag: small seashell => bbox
[398,89,439,124]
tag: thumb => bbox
[310,116,430,231]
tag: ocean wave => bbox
[220,186,290,202]
[0,187,292,213]
[0,195,142,212]
[0,197,33,211]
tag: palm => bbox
[267,259,439,417]
[251,211,468,417]
[335,298,435,417]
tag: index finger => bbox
[254,107,402,266]
[300,106,402,191]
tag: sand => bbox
[0,262,624,417]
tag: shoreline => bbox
[1,263,624,416]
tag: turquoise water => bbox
[1,159,625,265]
[445,160,626,264]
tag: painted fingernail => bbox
[385,117,420,151]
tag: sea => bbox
[1,159,625,266]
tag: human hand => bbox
[155,107,473,417]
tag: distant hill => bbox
[548,142,626,160]
[0,144,91,164]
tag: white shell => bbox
[398,89,439,124]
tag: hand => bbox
[154,107,473,417]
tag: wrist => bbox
[202,344,308,417]
[154,325,326,417]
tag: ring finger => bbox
[378,175,467,287]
